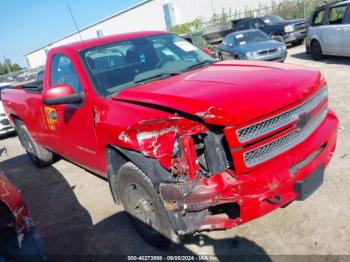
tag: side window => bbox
[251,19,264,29]
[51,55,82,93]
[328,5,347,25]
[228,35,235,47]
[237,21,248,30]
[222,35,229,46]
[312,9,325,26]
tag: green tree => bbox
[170,18,203,35]
[0,58,22,75]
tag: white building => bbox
[25,0,279,68]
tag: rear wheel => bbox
[235,55,240,60]
[116,162,180,249]
[14,119,57,168]
[310,40,323,60]
[218,53,223,61]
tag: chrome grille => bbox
[243,108,327,167]
[258,48,278,55]
[294,23,309,31]
[236,88,328,143]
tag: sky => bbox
[0,0,142,67]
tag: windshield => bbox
[263,15,285,25]
[80,33,215,95]
[234,30,270,45]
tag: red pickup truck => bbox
[2,31,338,248]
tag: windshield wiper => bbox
[183,60,214,72]
[134,71,181,84]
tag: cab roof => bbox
[51,31,170,53]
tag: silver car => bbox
[306,0,350,60]
[217,29,287,62]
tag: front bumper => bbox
[284,29,308,43]
[160,110,338,231]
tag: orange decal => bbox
[44,107,57,130]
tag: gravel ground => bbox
[0,44,349,261]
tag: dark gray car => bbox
[217,29,288,62]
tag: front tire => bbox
[116,162,180,249]
[14,119,57,168]
[310,40,323,60]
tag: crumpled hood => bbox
[113,61,323,126]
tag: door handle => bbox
[336,28,345,32]
[48,112,58,120]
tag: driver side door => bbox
[44,54,100,171]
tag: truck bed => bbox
[20,80,43,93]
[1,86,47,146]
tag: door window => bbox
[328,5,347,25]
[251,19,265,29]
[228,35,235,47]
[237,20,249,30]
[51,55,83,93]
[312,9,325,26]
[222,35,229,46]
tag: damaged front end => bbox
[116,115,243,234]
[115,99,338,236]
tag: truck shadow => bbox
[291,51,350,66]
[0,154,271,262]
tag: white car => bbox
[0,83,15,136]
[306,0,350,60]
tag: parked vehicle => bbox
[217,29,287,61]
[306,0,350,60]
[235,15,309,45]
[203,15,309,47]
[0,83,15,136]
[0,171,47,261]
[2,31,338,248]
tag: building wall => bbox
[25,0,281,68]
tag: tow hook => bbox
[267,194,283,205]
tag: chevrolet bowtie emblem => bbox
[296,112,311,130]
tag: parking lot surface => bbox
[1,45,349,260]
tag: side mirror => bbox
[43,85,83,105]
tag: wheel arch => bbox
[106,145,176,204]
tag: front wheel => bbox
[116,162,180,249]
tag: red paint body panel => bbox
[1,31,339,232]
[0,171,33,235]
[115,61,323,126]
